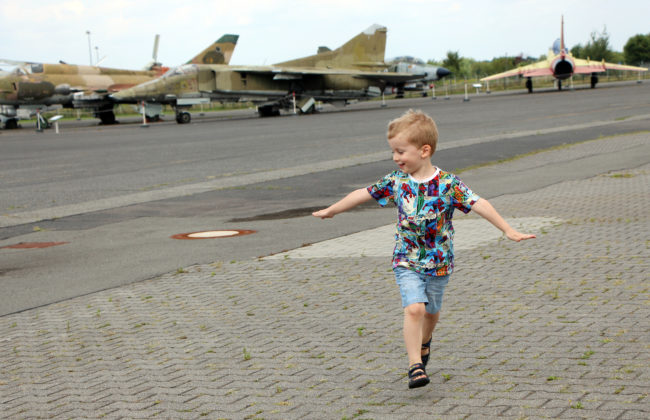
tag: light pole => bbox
[86,30,92,66]
[95,46,99,66]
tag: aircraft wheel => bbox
[258,105,280,117]
[176,112,191,124]
[98,110,116,125]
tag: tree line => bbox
[431,31,650,79]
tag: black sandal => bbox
[421,336,432,367]
[408,363,430,389]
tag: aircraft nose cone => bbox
[437,67,451,79]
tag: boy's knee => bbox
[404,303,426,318]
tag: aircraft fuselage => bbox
[1,63,160,106]
[112,64,386,105]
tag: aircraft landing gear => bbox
[175,110,191,124]
[557,80,563,91]
[257,105,280,117]
[95,105,117,125]
[525,78,533,93]
[590,74,598,89]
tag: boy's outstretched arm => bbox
[312,188,373,219]
[471,198,536,242]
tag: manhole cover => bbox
[171,230,256,240]
[1,242,68,249]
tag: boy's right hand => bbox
[312,189,372,220]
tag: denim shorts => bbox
[394,267,450,314]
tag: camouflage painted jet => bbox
[481,17,647,92]
[0,34,238,129]
[110,25,425,123]
[386,56,451,97]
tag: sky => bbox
[1,0,649,70]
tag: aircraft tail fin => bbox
[274,24,387,69]
[187,34,239,65]
[550,16,568,57]
[560,15,565,54]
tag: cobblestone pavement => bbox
[1,134,648,419]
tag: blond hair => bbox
[387,109,438,153]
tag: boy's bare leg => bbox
[421,311,439,358]
[403,303,427,366]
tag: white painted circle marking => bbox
[187,230,240,238]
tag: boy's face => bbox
[388,132,432,176]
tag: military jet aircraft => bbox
[386,56,451,97]
[0,34,239,129]
[110,25,425,123]
[481,17,647,92]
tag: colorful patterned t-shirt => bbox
[367,169,480,276]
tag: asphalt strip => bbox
[1,114,648,228]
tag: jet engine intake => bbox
[552,59,574,80]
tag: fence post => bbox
[463,83,470,102]
[141,101,149,128]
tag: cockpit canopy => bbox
[10,67,27,76]
[387,56,426,65]
[163,64,198,79]
[552,39,569,55]
[7,63,43,76]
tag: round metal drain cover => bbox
[171,229,256,240]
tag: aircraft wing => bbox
[354,72,426,83]
[0,58,31,66]
[482,56,648,81]
[481,59,553,81]
[237,66,424,83]
[572,58,648,74]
